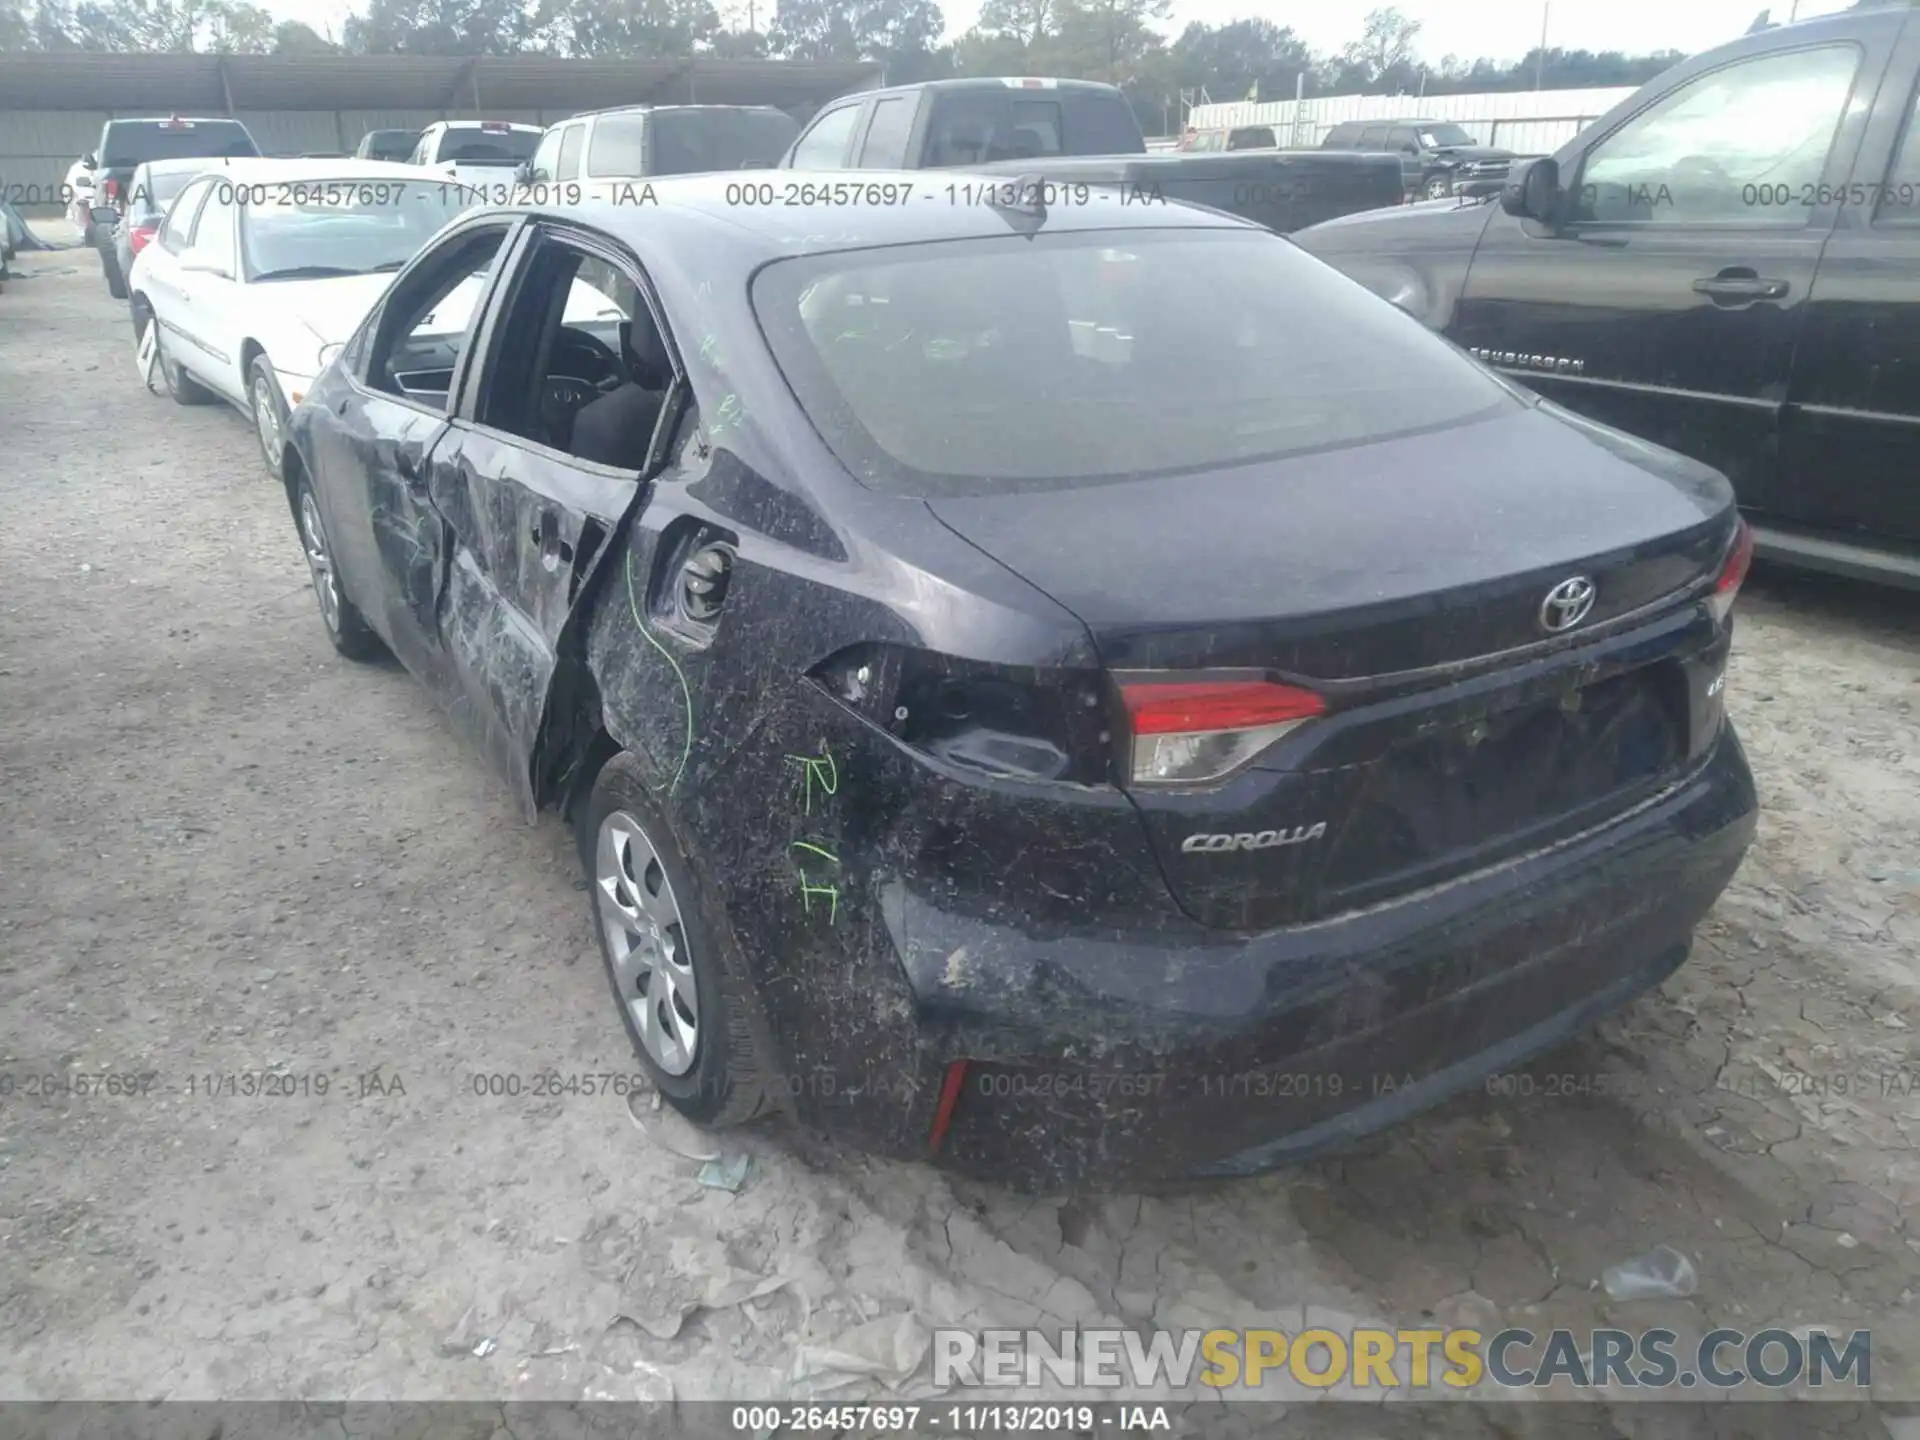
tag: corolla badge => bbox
[1182,824,1327,854]
[1539,575,1597,633]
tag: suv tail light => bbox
[1706,517,1754,625]
[103,177,121,202]
[1121,678,1326,786]
[128,220,159,255]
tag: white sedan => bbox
[128,158,471,475]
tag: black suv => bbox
[1320,119,1521,200]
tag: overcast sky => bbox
[274,0,1859,70]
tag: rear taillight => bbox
[128,222,158,255]
[1121,678,1325,786]
[1706,517,1754,624]
[103,178,121,202]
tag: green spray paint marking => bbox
[791,841,841,924]
[624,546,693,796]
[785,744,838,816]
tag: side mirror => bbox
[1501,155,1563,222]
[513,161,533,185]
[318,342,345,371]
[81,153,97,169]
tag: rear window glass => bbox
[134,167,202,215]
[102,120,257,168]
[753,228,1515,497]
[653,109,799,174]
[433,127,539,165]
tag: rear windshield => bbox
[752,228,1515,496]
[102,120,258,168]
[133,166,202,216]
[607,109,800,176]
[433,127,539,166]
[363,130,420,161]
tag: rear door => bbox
[173,181,243,401]
[422,226,666,808]
[1777,11,1920,551]
[138,176,212,367]
[1450,25,1895,520]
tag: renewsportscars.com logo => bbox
[933,1326,1872,1393]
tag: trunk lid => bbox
[928,403,1737,929]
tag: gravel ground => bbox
[2,234,1918,1436]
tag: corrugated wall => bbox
[0,103,625,201]
[1189,86,1640,152]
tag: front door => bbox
[425,228,666,810]
[332,221,519,694]
[1451,35,1882,519]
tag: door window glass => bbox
[477,241,669,469]
[557,126,585,181]
[528,127,563,183]
[1874,73,1920,222]
[791,104,861,169]
[858,97,914,168]
[188,189,236,275]
[1576,44,1860,225]
[158,177,210,253]
[369,225,512,412]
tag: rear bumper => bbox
[864,724,1755,1189]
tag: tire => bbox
[293,477,384,662]
[1425,174,1454,201]
[248,355,289,479]
[101,248,127,300]
[154,320,212,406]
[582,751,768,1127]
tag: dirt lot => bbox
[3,234,1919,1435]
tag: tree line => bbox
[0,0,1696,126]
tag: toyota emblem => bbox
[1539,575,1597,633]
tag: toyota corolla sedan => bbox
[279,174,1758,1189]
[128,158,468,475]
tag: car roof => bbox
[565,103,791,122]
[498,168,1259,258]
[105,115,251,127]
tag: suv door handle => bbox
[1692,269,1790,303]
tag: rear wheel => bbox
[583,752,767,1127]
[294,478,384,661]
[249,356,289,478]
[100,246,127,300]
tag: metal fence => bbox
[1187,86,1641,154]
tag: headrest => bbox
[619,314,672,387]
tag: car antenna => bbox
[987,172,1048,236]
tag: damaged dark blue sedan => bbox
[281,174,1758,1190]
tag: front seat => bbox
[570,314,673,469]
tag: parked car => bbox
[94,156,228,301]
[279,174,1758,1189]
[354,128,422,163]
[1296,6,1920,589]
[1186,125,1281,153]
[1319,118,1525,200]
[407,120,544,195]
[780,77,1406,233]
[63,156,96,235]
[520,105,799,193]
[71,116,261,244]
[127,159,468,476]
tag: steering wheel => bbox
[552,327,624,392]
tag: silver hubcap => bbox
[299,492,341,634]
[253,375,282,468]
[596,811,699,1076]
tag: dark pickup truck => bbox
[1319,118,1528,201]
[1295,6,1920,588]
[780,77,1406,233]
